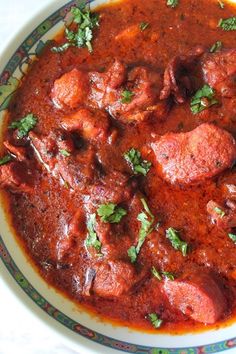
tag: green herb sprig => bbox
[218,17,236,31]
[166,228,188,256]
[52,3,99,53]
[9,114,37,138]
[85,214,102,253]
[190,85,218,114]
[97,203,127,223]
[128,199,154,263]
[124,148,152,176]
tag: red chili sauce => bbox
[1,0,236,333]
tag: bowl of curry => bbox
[0,0,236,353]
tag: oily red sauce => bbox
[2,0,236,333]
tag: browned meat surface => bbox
[51,68,89,109]
[163,271,227,324]
[160,46,205,103]
[61,108,110,142]
[202,49,236,98]
[30,130,96,191]
[207,200,236,231]
[93,260,137,297]
[152,123,236,185]
[108,66,162,121]
[0,162,33,192]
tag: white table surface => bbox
[0,3,80,353]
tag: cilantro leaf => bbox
[228,233,236,244]
[218,17,236,31]
[214,206,225,218]
[210,41,222,53]
[140,22,150,31]
[121,90,135,104]
[124,148,152,176]
[167,0,179,8]
[128,198,154,263]
[0,155,11,166]
[9,114,37,138]
[148,313,163,328]
[151,266,175,281]
[151,266,162,280]
[162,271,175,281]
[166,228,188,256]
[52,4,99,53]
[97,203,127,223]
[60,149,71,157]
[85,214,102,253]
[190,85,218,114]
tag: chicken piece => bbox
[51,68,89,109]
[152,123,236,185]
[0,161,33,193]
[88,170,134,208]
[89,60,126,108]
[163,271,227,324]
[30,130,95,191]
[202,49,236,98]
[108,66,162,121]
[207,200,236,231]
[61,108,110,142]
[93,260,137,297]
[160,46,205,103]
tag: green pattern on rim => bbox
[0,1,236,353]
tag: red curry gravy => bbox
[1,0,236,333]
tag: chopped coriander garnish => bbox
[0,155,11,166]
[85,214,102,253]
[97,203,127,223]
[121,90,135,104]
[218,17,236,31]
[128,198,154,263]
[162,271,175,281]
[214,207,225,218]
[9,113,37,138]
[218,0,225,9]
[51,3,99,53]
[148,313,163,329]
[151,266,175,281]
[60,149,71,157]
[124,148,152,176]
[167,0,179,8]
[228,233,236,244]
[151,266,162,281]
[190,85,218,114]
[210,40,222,53]
[166,228,188,256]
[140,22,150,31]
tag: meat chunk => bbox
[61,108,110,142]
[89,59,127,108]
[51,68,89,109]
[152,123,236,184]
[202,49,236,98]
[108,66,162,121]
[160,46,205,103]
[0,161,33,192]
[93,260,137,297]
[88,171,134,208]
[163,272,227,324]
[30,130,95,191]
[89,60,165,122]
[207,200,236,230]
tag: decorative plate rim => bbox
[0,1,236,353]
